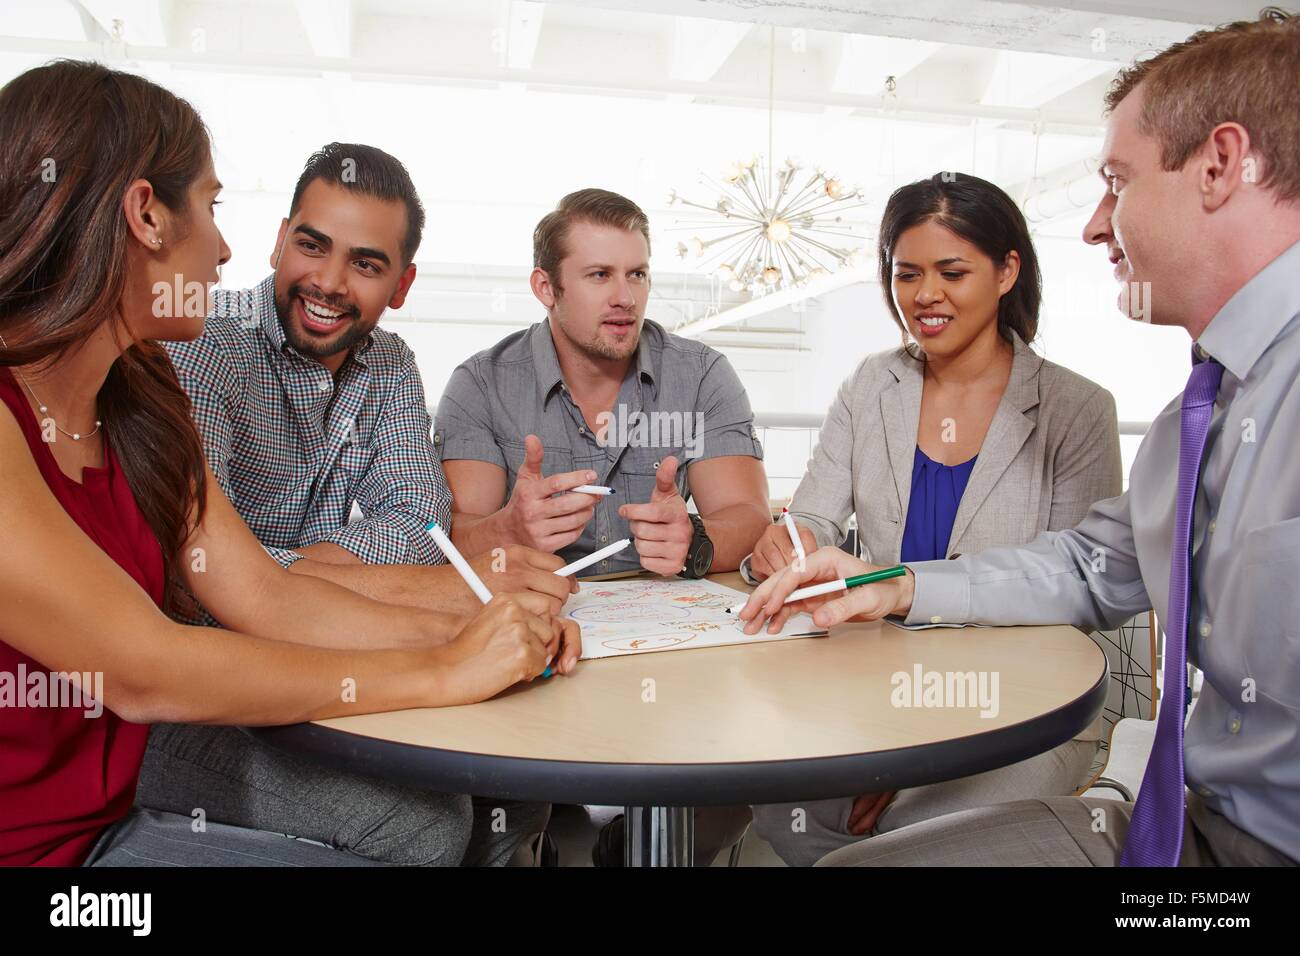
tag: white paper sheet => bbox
[564,578,827,660]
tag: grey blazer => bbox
[791,333,1123,563]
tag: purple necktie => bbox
[1120,349,1224,867]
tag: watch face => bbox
[693,539,715,577]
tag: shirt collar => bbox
[256,272,376,368]
[1196,239,1300,381]
[256,273,288,351]
[531,317,659,405]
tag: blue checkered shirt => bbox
[165,274,451,587]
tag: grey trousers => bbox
[86,808,386,867]
[815,791,1297,866]
[752,738,1097,867]
[133,724,549,867]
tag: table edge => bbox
[251,649,1110,807]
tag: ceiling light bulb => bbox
[766,218,792,243]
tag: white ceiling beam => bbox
[831,34,940,97]
[295,0,351,59]
[546,0,1254,63]
[979,49,1116,111]
[669,15,751,82]
[673,264,872,338]
[0,32,1105,135]
[5,0,96,42]
[78,0,170,46]
[504,1,546,70]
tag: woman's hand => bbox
[748,520,819,581]
[439,593,581,705]
[737,546,915,634]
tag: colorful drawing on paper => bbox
[600,635,694,652]
[563,578,826,660]
[571,602,690,624]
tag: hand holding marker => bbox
[427,521,563,677]
[555,485,615,497]
[782,507,806,565]
[554,537,631,576]
[726,565,909,617]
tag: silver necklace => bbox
[0,333,102,441]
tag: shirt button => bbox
[1200,620,1212,638]
[600,535,608,543]
[433,434,441,445]
[1208,519,1216,534]
[930,615,943,624]
[1228,716,1242,734]
[318,381,329,392]
[579,427,586,435]
[1198,786,1214,798]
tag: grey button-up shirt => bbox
[434,317,763,573]
[905,239,1300,861]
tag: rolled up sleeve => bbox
[691,352,764,462]
[433,361,507,469]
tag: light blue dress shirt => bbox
[906,240,1300,861]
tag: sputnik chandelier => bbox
[667,156,869,296]
[666,24,870,298]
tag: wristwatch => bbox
[680,513,715,579]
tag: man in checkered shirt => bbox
[164,157,572,623]
[134,144,564,866]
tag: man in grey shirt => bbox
[740,10,1300,866]
[436,188,772,865]
[436,188,771,580]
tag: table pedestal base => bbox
[624,806,694,866]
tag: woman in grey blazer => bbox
[748,173,1122,866]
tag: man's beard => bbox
[275,283,368,359]
[572,316,642,362]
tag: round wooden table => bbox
[254,572,1108,866]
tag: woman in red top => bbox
[0,61,580,867]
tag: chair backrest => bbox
[1077,610,1159,788]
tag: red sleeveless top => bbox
[0,366,164,866]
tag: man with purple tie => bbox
[740,9,1300,867]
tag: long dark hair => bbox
[0,60,211,612]
[877,172,1042,355]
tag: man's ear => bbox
[530,266,558,309]
[270,218,290,270]
[122,178,167,249]
[388,263,417,309]
[1201,121,1251,212]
